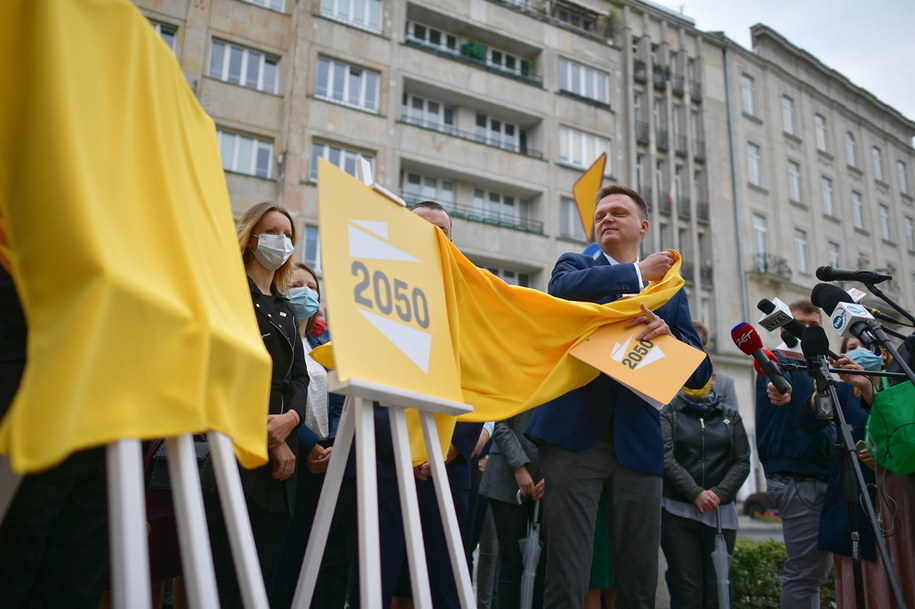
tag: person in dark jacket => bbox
[660,386,750,609]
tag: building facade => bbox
[135,0,915,493]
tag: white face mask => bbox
[252,233,294,271]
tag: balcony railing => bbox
[633,60,647,82]
[694,140,707,160]
[658,196,672,215]
[400,113,544,159]
[652,65,667,89]
[700,264,714,285]
[401,192,544,234]
[404,37,543,87]
[677,196,690,219]
[656,128,669,150]
[690,79,702,100]
[753,253,793,281]
[675,135,688,156]
[681,261,694,282]
[696,201,709,223]
[670,74,685,96]
[636,121,650,144]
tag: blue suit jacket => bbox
[526,251,711,476]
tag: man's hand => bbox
[414,462,431,481]
[270,443,296,481]
[514,465,535,497]
[637,251,675,282]
[693,489,721,513]
[306,445,331,474]
[267,411,298,448]
[830,355,875,402]
[767,382,792,405]
[626,303,673,341]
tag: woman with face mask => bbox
[206,202,326,608]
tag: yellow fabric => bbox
[680,377,714,399]
[0,0,272,474]
[313,235,684,460]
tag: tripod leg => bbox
[106,439,151,609]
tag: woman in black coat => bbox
[208,202,324,608]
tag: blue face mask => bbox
[846,346,884,371]
[287,286,320,320]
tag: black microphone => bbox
[811,283,882,353]
[760,296,840,358]
[800,326,834,419]
[731,322,792,394]
[815,266,892,284]
[780,329,798,348]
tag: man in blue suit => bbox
[526,185,711,609]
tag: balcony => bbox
[753,253,793,281]
[400,192,544,234]
[700,264,714,285]
[675,135,688,156]
[671,74,685,96]
[681,261,694,282]
[658,196,672,215]
[656,128,669,150]
[636,121,650,144]
[641,187,653,208]
[404,37,543,87]
[690,79,702,101]
[696,200,710,223]
[652,64,667,90]
[677,196,690,219]
[399,113,544,159]
[633,60,647,82]
[694,140,706,161]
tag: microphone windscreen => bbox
[757,298,775,314]
[731,322,763,354]
[801,326,831,358]
[815,266,833,281]
[811,282,851,315]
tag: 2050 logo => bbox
[610,337,666,370]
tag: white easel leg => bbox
[354,397,382,605]
[167,434,219,609]
[389,407,433,609]
[418,413,475,609]
[0,455,22,525]
[208,431,269,609]
[106,439,151,609]
[291,395,356,609]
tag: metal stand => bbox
[107,439,152,609]
[291,373,473,609]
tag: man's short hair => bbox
[789,298,821,317]
[595,185,648,220]
[411,200,450,216]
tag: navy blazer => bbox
[526,251,711,476]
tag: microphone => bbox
[815,266,892,284]
[775,329,805,361]
[811,283,882,352]
[757,298,808,339]
[781,330,798,348]
[800,325,835,419]
[731,322,791,394]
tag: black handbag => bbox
[145,435,215,492]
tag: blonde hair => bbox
[237,201,297,291]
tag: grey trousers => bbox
[766,476,832,609]
[540,437,662,609]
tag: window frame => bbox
[209,39,280,94]
[309,141,374,181]
[787,160,801,202]
[315,56,380,112]
[217,130,273,178]
[558,58,609,104]
[319,0,383,33]
[781,95,795,135]
[741,74,756,116]
[747,142,762,186]
[558,126,612,175]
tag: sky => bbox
[653,0,915,125]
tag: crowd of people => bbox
[1,185,914,609]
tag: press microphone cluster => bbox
[757,297,837,358]
[731,322,791,394]
[811,283,882,353]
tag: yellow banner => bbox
[0,0,272,473]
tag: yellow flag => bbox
[572,153,607,242]
[0,0,272,473]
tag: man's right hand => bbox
[767,382,791,405]
[637,251,675,282]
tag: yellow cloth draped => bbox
[0,0,272,474]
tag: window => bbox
[302,224,321,271]
[558,127,612,174]
[486,267,531,287]
[405,21,457,54]
[316,57,379,111]
[309,142,374,180]
[827,241,840,268]
[209,40,279,93]
[794,228,809,274]
[400,173,456,210]
[401,94,454,133]
[781,96,795,135]
[788,161,801,202]
[846,132,858,167]
[879,203,891,240]
[747,142,761,186]
[752,213,767,255]
[906,217,915,251]
[475,114,527,153]
[815,114,827,150]
[150,21,177,51]
[559,58,609,104]
[319,0,382,33]
[552,2,597,33]
[821,176,835,216]
[741,74,756,116]
[635,154,644,191]
[872,147,884,181]
[241,0,284,11]
[633,92,642,121]
[560,197,586,240]
[852,191,865,229]
[488,48,525,77]
[473,188,529,224]
[217,130,273,178]
[898,161,910,195]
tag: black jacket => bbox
[660,392,751,505]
